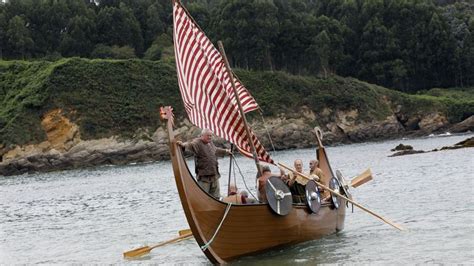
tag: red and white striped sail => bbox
[172,1,273,164]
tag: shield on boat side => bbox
[265,176,292,216]
[336,170,352,199]
[305,180,321,214]
[329,177,342,209]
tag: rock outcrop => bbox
[418,113,449,133]
[389,149,425,157]
[389,142,425,156]
[439,137,474,150]
[449,115,474,133]
[391,143,414,151]
[388,136,473,157]
[1,106,472,176]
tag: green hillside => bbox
[1,58,472,147]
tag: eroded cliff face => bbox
[0,105,472,176]
[0,109,170,176]
[2,109,80,161]
[41,109,81,151]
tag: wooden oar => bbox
[278,163,405,231]
[350,168,373,188]
[178,229,192,236]
[123,231,193,258]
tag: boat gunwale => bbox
[177,146,335,209]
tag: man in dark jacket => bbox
[177,129,231,198]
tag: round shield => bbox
[336,170,352,200]
[265,176,293,216]
[329,177,342,209]
[305,180,321,214]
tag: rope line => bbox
[259,111,277,154]
[231,155,261,203]
[200,202,233,251]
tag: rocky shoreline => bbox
[389,136,474,157]
[1,109,473,177]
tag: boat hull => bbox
[169,141,346,263]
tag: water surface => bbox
[1,133,473,264]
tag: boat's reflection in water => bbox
[233,232,354,265]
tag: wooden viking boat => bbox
[122,1,400,262]
[162,107,346,264]
[163,0,349,263]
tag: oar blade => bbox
[123,246,152,258]
[351,168,373,188]
[123,232,194,259]
[178,229,191,236]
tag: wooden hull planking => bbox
[169,140,346,263]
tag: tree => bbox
[307,30,330,78]
[144,33,173,61]
[59,14,96,57]
[6,15,33,59]
[0,7,6,59]
[91,44,114,58]
[96,4,144,55]
[110,45,136,59]
[358,16,405,89]
[442,2,474,87]
[144,2,167,49]
[212,0,278,70]
[90,44,136,59]
[271,0,316,74]
[426,12,455,88]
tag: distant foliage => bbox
[1,59,471,147]
[0,0,472,91]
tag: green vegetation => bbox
[0,0,472,91]
[0,60,58,144]
[1,58,472,147]
[0,58,181,145]
[417,87,474,122]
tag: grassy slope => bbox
[1,58,472,147]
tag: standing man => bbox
[177,129,231,199]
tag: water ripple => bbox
[1,133,473,264]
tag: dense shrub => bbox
[1,58,471,147]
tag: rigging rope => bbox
[231,155,261,203]
[227,144,234,196]
[200,202,233,251]
[259,111,277,154]
[232,157,237,187]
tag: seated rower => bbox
[309,159,331,201]
[285,159,308,204]
[256,165,272,203]
[256,165,287,203]
[222,184,250,204]
[241,190,257,204]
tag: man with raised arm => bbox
[177,128,231,199]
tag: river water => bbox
[1,133,473,264]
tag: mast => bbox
[217,41,262,177]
